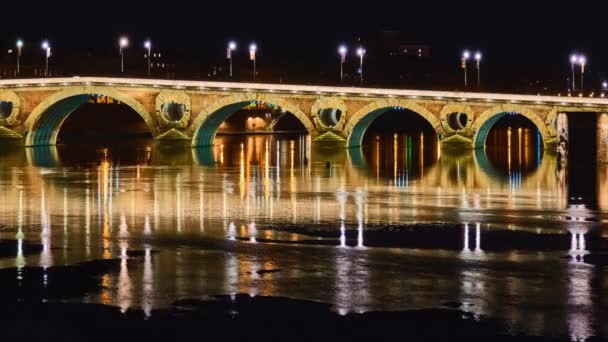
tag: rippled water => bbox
[0,132,606,340]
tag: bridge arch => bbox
[24,87,157,146]
[344,99,443,148]
[190,93,315,147]
[471,104,548,149]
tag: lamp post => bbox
[144,40,152,77]
[357,46,365,86]
[474,51,482,89]
[227,41,237,79]
[570,54,578,91]
[461,50,470,89]
[41,41,51,77]
[16,39,23,77]
[579,55,586,93]
[119,36,129,73]
[338,45,347,83]
[249,43,257,82]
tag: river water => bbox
[0,131,606,340]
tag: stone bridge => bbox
[0,77,607,157]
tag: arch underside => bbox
[192,101,252,147]
[474,112,542,149]
[347,108,391,148]
[474,112,507,149]
[26,95,90,146]
[26,146,60,167]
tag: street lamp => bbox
[119,36,129,73]
[249,43,257,82]
[357,46,365,86]
[474,51,482,89]
[227,41,237,79]
[16,39,23,77]
[144,40,152,77]
[570,54,578,91]
[578,55,586,92]
[461,50,470,88]
[41,40,51,77]
[338,45,347,83]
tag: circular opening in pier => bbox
[161,102,186,123]
[317,108,342,128]
[446,112,468,131]
[0,101,13,119]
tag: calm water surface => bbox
[0,132,606,340]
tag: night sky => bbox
[2,0,608,90]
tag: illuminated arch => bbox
[344,99,443,148]
[471,104,549,149]
[190,93,315,147]
[24,86,157,146]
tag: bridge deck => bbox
[1,77,607,109]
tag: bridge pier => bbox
[598,113,608,163]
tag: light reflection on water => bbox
[0,132,606,339]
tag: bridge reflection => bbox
[9,134,608,218]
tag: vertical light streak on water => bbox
[356,189,364,248]
[290,140,297,223]
[85,188,91,257]
[153,182,159,232]
[393,133,398,186]
[475,223,482,253]
[199,175,205,232]
[176,173,182,233]
[142,246,153,318]
[40,185,52,268]
[118,243,131,313]
[338,190,347,248]
[16,189,24,268]
[463,223,470,252]
[420,132,424,181]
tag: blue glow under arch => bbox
[471,105,548,149]
[344,99,442,148]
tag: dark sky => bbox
[2,0,608,89]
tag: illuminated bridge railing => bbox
[1,77,608,109]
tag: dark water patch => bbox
[0,294,580,341]
[255,268,281,275]
[126,249,160,258]
[583,254,608,266]
[270,223,603,251]
[0,224,43,233]
[0,251,151,302]
[0,239,43,259]
[0,259,121,301]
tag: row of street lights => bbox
[570,54,587,91]
[119,37,152,76]
[226,41,367,84]
[12,37,152,77]
[6,38,606,93]
[225,41,258,81]
[337,45,366,85]
[462,50,482,89]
